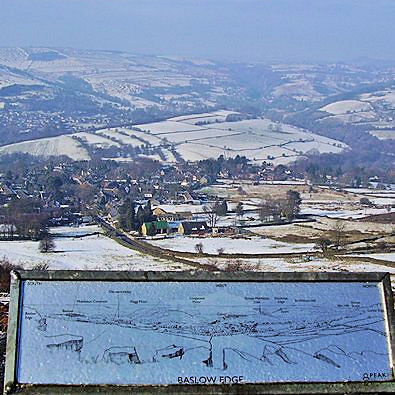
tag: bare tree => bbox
[235,202,244,218]
[315,238,331,253]
[331,220,346,249]
[259,199,281,223]
[203,204,219,228]
[224,259,244,271]
[39,234,55,253]
[194,242,204,254]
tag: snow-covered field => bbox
[249,214,394,242]
[351,253,395,263]
[73,132,121,147]
[1,225,394,291]
[344,188,395,194]
[360,90,395,106]
[136,121,204,134]
[130,116,346,164]
[95,130,144,146]
[320,100,373,115]
[149,236,315,254]
[198,256,395,274]
[49,225,100,237]
[0,135,90,161]
[340,188,395,206]
[300,216,393,234]
[0,110,346,164]
[369,129,395,140]
[0,226,185,271]
[321,112,377,124]
[301,206,394,219]
[272,80,323,101]
[168,110,234,124]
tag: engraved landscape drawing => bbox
[17,280,392,384]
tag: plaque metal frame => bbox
[4,270,395,394]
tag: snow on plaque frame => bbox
[4,271,395,394]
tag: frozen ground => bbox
[320,100,373,115]
[133,116,346,165]
[369,130,395,140]
[197,256,395,274]
[360,90,395,106]
[351,253,395,263]
[149,236,316,254]
[49,225,102,237]
[73,132,121,147]
[300,206,394,219]
[0,135,89,161]
[0,226,185,271]
[0,111,346,164]
[1,225,394,293]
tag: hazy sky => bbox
[1,0,395,62]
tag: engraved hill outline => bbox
[23,287,389,375]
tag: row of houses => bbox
[152,207,193,222]
[141,220,210,237]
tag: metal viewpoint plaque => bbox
[4,271,395,394]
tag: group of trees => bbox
[282,190,302,221]
[315,220,347,253]
[0,197,56,253]
[259,190,302,223]
[0,199,48,240]
[289,134,395,185]
[203,192,301,228]
[198,155,251,179]
[118,199,156,232]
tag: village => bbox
[0,152,393,288]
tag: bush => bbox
[0,257,22,292]
[360,197,372,206]
[32,262,50,271]
[315,238,331,253]
[223,259,244,271]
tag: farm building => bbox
[141,221,169,236]
[153,207,193,222]
[178,221,209,235]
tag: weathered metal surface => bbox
[4,271,21,395]
[8,381,395,394]
[14,270,390,282]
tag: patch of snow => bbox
[320,100,373,115]
[0,135,90,161]
[74,132,121,148]
[351,253,395,263]
[369,130,395,140]
[149,236,315,254]
[0,232,185,271]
